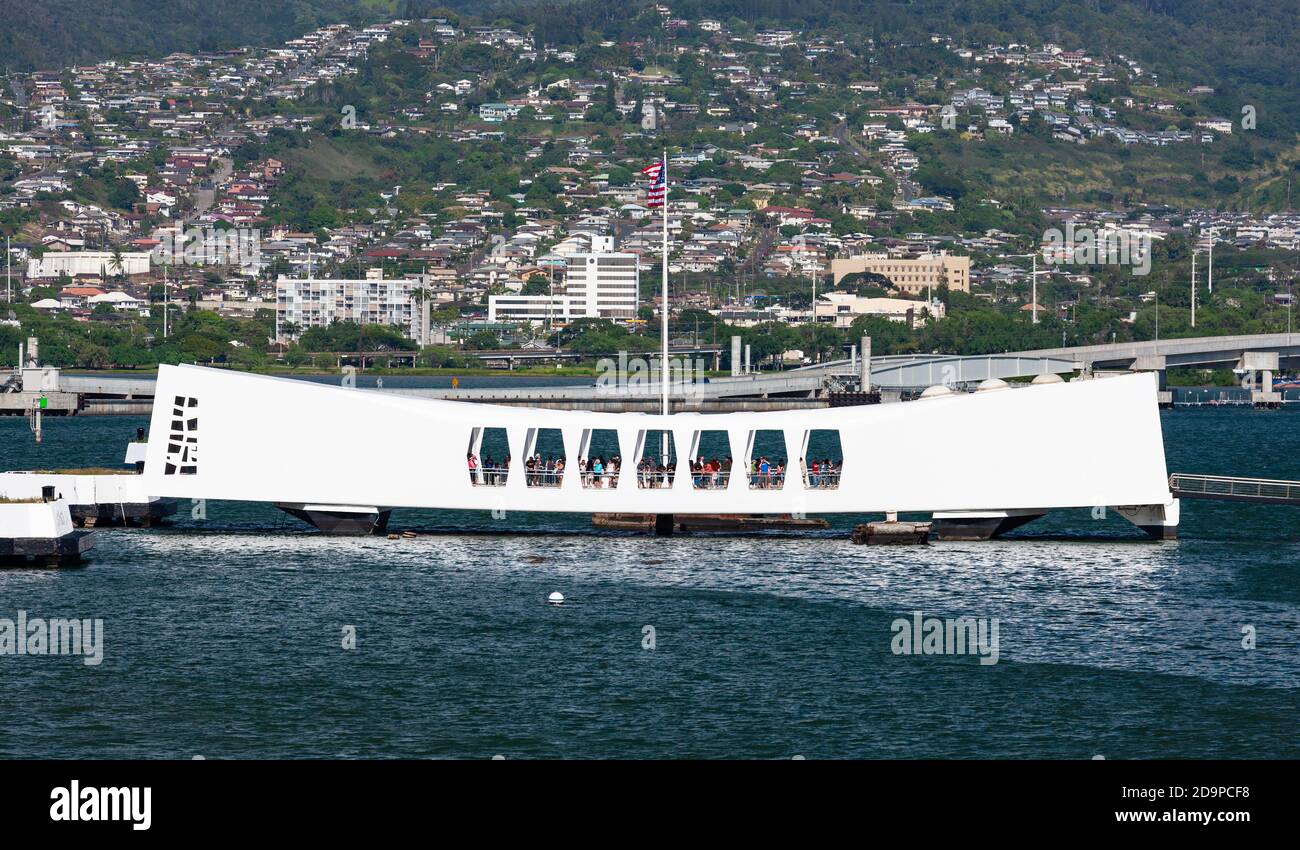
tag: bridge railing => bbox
[1169,473,1300,502]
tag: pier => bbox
[0,488,95,567]
[1169,474,1300,505]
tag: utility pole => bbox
[1207,236,1214,294]
[1191,250,1197,330]
[1031,251,1039,324]
[163,261,169,339]
[5,234,10,305]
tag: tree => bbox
[467,330,500,350]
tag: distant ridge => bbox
[0,0,486,71]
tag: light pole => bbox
[1032,251,1039,324]
[1207,235,1213,294]
[1191,249,1197,330]
[1009,252,1042,323]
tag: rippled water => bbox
[1,409,1298,758]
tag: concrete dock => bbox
[0,489,95,567]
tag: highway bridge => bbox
[44,332,1300,411]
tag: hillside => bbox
[0,0,482,70]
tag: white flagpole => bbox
[660,150,669,418]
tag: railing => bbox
[692,470,732,490]
[804,469,842,490]
[637,466,677,489]
[525,467,565,488]
[469,465,509,487]
[1169,473,1300,504]
[747,470,787,490]
[581,466,620,489]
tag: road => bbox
[831,119,918,202]
[190,156,233,218]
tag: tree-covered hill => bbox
[0,0,486,70]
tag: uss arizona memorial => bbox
[141,364,1181,539]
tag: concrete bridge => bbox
[47,332,1300,410]
[802,332,1300,392]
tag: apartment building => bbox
[275,268,417,341]
[488,236,639,323]
[829,251,971,294]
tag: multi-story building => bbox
[829,251,971,295]
[488,236,639,324]
[275,268,417,341]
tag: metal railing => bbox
[580,466,620,489]
[637,466,677,489]
[804,469,842,490]
[525,468,565,488]
[692,470,732,490]
[469,465,509,487]
[747,470,787,490]
[1169,473,1300,504]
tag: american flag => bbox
[642,158,666,208]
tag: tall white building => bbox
[488,236,639,324]
[276,269,418,341]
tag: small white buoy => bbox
[548,591,565,605]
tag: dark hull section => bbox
[931,512,1045,541]
[277,506,392,536]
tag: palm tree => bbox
[108,245,125,283]
[410,286,431,347]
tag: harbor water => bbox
[1,408,1298,758]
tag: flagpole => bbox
[660,150,669,418]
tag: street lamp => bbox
[1009,251,1044,324]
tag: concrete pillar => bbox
[730,336,741,377]
[1240,351,1281,407]
[860,335,872,392]
[744,344,751,375]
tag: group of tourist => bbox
[692,456,732,489]
[807,459,840,488]
[578,455,619,488]
[466,451,509,486]
[749,457,786,489]
[525,455,565,487]
[637,457,677,488]
[469,449,840,490]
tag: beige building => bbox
[830,251,970,294]
[814,292,944,329]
